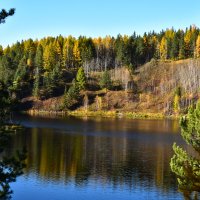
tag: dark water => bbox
[6,114,185,199]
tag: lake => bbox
[6,114,185,199]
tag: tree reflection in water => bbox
[6,116,185,199]
[9,122,180,194]
[0,131,26,199]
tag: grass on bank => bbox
[27,109,167,119]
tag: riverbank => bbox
[20,89,175,120]
[25,109,175,120]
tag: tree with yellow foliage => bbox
[195,35,200,58]
[160,37,167,60]
[184,29,192,58]
[73,40,81,68]
[43,43,56,71]
[62,36,75,68]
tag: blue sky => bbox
[0,0,200,47]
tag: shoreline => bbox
[24,109,177,120]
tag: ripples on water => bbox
[6,114,184,200]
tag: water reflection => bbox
[6,116,184,198]
[13,114,181,137]
[0,131,26,199]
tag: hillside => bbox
[135,58,200,114]
[21,58,200,116]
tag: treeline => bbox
[1,25,200,99]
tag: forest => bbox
[0,25,200,113]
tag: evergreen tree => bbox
[42,72,55,98]
[176,30,185,60]
[99,70,112,90]
[0,81,10,125]
[13,57,30,97]
[40,73,50,98]
[63,79,80,109]
[0,7,27,199]
[170,101,200,195]
[33,45,43,98]
[32,67,40,98]
[0,55,15,85]
[76,67,87,90]
[170,33,179,59]
[34,44,43,69]
[0,8,15,24]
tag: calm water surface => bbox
[6,114,185,200]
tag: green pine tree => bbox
[0,8,15,24]
[76,67,87,90]
[170,101,200,195]
[33,45,43,98]
[0,7,27,199]
[99,70,112,90]
[32,68,40,98]
[0,81,10,125]
[63,79,80,109]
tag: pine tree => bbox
[63,79,80,109]
[179,38,185,59]
[76,67,87,90]
[35,44,43,69]
[0,8,15,24]
[99,70,112,90]
[170,101,200,194]
[33,45,43,98]
[0,81,10,125]
[170,34,179,59]
[13,57,29,97]
[32,67,40,98]
[0,7,27,199]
